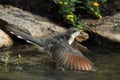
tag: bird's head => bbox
[66,27,83,38]
[66,28,79,35]
[65,28,84,45]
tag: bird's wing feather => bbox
[71,41,91,54]
[52,43,95,71]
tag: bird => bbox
[6,23,95,71]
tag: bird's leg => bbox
[56,66,66,72]
[61,67,66,72]
[34,44,53,58]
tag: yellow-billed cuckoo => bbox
[6,24,95,71]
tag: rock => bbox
[0,29,13,48]
[0,5,89,42]
[83,13,120,43]
[0,5,66,39]
[75,31,89,42]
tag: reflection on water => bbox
[0,46,120,80]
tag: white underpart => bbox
[68,31,80,45]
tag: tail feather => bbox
[6,24,45,47]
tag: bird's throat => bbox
[68,31,80,45]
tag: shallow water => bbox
[0,45,120,80]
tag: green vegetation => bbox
[1,54,24,67]
[15,54,25,65]
[53,0,106,29]
[0,54,24,72]
[2,54,10,66]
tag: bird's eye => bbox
[74,30,77,32]
[73,29,78,32]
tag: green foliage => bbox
[0,54,24,72]
[53,0,107,29]
[2,54,10,66]
[77,0,105,19]
[1,54,24,66]
[15,54,25,65]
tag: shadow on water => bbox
[0,44,120,80]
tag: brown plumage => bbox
[51,41,95,71]
[71,41,91,54]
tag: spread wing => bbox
[71,41,91,54]
[52,43,95,71]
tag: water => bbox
[0,45,120,80]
